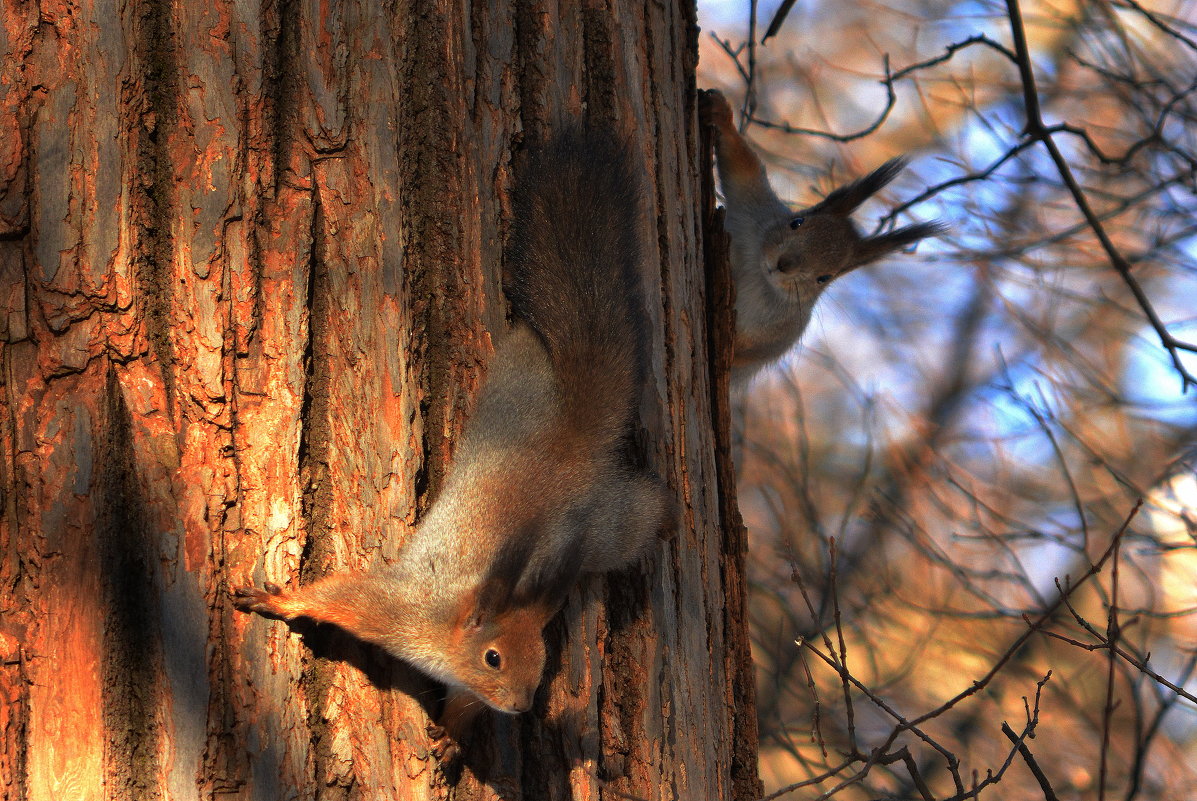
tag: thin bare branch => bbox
[1000,722,1060,801]
[1003,0,1197,391]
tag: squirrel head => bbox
[762,158,944,305]
[445,528,584,714]
[448,593,552,714]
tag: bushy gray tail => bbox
[504,127,651,447]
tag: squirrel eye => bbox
[816,274,833,284]
[484,649,502,669]
[789,216,805,230]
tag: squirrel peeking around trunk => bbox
[233,127,672,748]
[699,89,945,381]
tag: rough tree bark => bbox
[0,1,758,799]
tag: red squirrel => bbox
[699,89,945,380]
[233,128,671,738]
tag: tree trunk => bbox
[0,1,759,799]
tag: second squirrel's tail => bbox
[504,127,651,446]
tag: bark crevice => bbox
[130,0,181,408]
[98,367,166,801]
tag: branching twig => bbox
[1000,722,1060,801]
[911,502,1142,727]
[1098,533,1123,801]
[1004,0,1197,391]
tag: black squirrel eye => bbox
[789,216,805,229]
[484,649,502,669]
[816,274,832,284]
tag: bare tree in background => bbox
[700,0,1197,798]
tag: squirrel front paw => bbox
[426,721,463,764]
[699,89,734,131]
[231,582,294,619]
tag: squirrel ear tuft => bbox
[853,221,946,267]
[522,530,586,613]
[812,158,908,217]
[458,527,543,630]
[461,573,516,631]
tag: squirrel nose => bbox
[512,691,534,714]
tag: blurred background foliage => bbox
[695,0,1197,798]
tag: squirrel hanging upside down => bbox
[700,89,945,381]
[233,127,672,745]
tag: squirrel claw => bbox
[426,722,461,763]
[432,738,461,764]
[230,584,289,618]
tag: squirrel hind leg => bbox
[582,471,674,575]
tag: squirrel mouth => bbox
[488,696,532,715]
